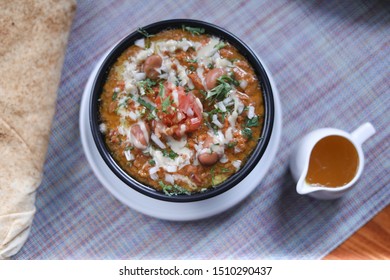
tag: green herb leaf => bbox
[199,90,207,97]
[186,58,198,63]
[137,27,154,48]
[162,149,178,160]
[137,97,156,111]
[218,75,239,86]
[221,168,231,173]
[246,115,259,127]
[182,25,205,35]
[206,81,232,101]
[148,159,156,166]
[158,82,165,97]
[147,113,156,120]
[226,141,237,148]
[214,42,226,50]
[137,27,153,38]
[138,78,156,95]
[242,127,253,139]
[161,97,172,113]
[159,181,190,196]
[112,90,118,101]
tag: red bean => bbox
[198,152,220,166]
[143,55,162,80]
[205,68,225,90]
[198,136,221,166]
[130,123,149,149]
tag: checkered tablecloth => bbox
[14,0,389,259]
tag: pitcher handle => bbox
[351,122,376,146]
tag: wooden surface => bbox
[325,204,390,260]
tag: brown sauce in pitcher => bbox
[306,136,359,187]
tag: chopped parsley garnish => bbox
[186,58,198,63]
[137,27,154,48]
[112,90,118,101]
[138,78,156,95]
[148,159,156,166]
[182,25,205,35]
[117,97,131,110]
[206,80,232,101]
[214,42,226,50]
[147,113,156,120]
[242,127,253,139]
[188,65,196,72]
[158,181,190,196]
[227,141,237,148]
[137,97,156,111]
[199,90,207,97]
[137,27,153,38]
[161,96,172,113]
[207,63,214,69]
[218,75,239,86]
[206,75,240,101]
[162,149,178,160]
[221,168,231,173]
[158,82,165,97]
[246,115,259,127]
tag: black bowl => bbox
[90,19,274,202]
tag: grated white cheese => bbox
[171,89,179,105]
[134,72,146,81]
[134,38,145,48]
[216,101,227,112]
[219,154,228,163]
[214,57,232,68]
[165,165,177,173]
[150,173,159,181]
[99,123,107,133]
[151,133,166,149]
[247,105,255,119]
[212,114,223,128]
[196,37,221,62]
[165,174,175,184]
[149,166,159,174]
[224,127,233,143]
[172,174,197,188]
[232,160,242,170]
[239,79,248,89]
[129,111,138,120]
[124,150,134,161]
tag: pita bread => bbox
[0,0,76,259]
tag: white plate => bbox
[79,53,282,221]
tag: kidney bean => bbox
[198,152,220,166]
[143,55,162,80]
[130,123,149,150]
[198,136,221,166]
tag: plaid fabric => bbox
[14,0,389,259]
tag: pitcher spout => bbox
[296,176,315,195]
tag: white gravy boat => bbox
[290,122,376,199]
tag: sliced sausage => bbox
[205,68,225,90]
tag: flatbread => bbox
[0,0,76,259]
